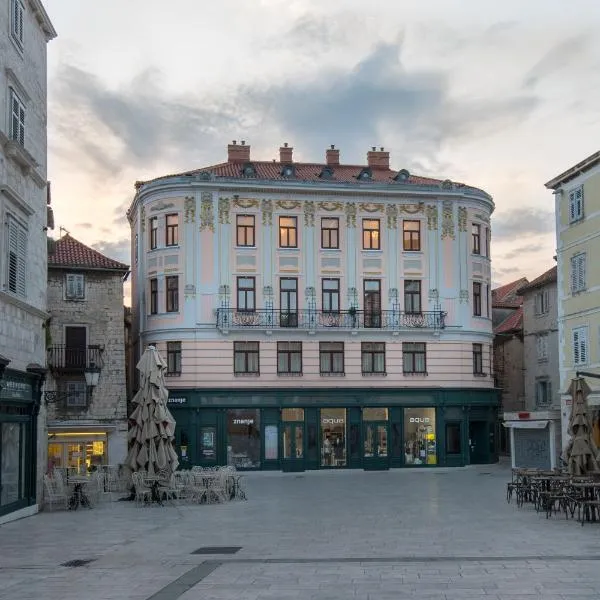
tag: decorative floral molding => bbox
[386,204,398,229]
[388,287,398,301]
[345,202,357,227]
[458,206,467,232]
[441,201,455,240]
[218,197,231,224]
[359,202,384,213]
[426,205,438,231]
[318,201,343,212]
[428,288,439,301]
[459,289,469,303]
[276,200,302,210]
[233,197,259,209]
[184,196,195,223]
[263,285,273,297]
[150,200,175,212]
[304,200,315,227]
[200,192,214,232]
[261,199,273,225]
[398,202,425,215]
[305,286,316,298]
[140,206,146,232]
[184,284,196,298]
[474,213,490,224]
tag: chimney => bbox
[326,144,340,167]
[279,142,293,163]
[367,146,390,169]
[227,140,251,163]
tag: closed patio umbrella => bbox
[564,377,600,476]
[126,346,179,476]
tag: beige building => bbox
[45,234,129,472]
[545,151,600,451]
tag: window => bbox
[569,186,584,223]
[536,334,548,362]
[403,220,421,251]
[279,216,297,248]
[485,284,490,318]
[10,0,24,48]
[404,280,421,314]
[535,379,552,407]
[473,343,483,375]
[484,227,490,257]
[234,341,259,374]
[237,276,256,311]
[364,279,381,327]
[65,381,87,408]
[6,214,27,297]
[65,273,85,300]
[166,342,182,375]
[361,342,386,374]
[445,423,462,455]
[149,278,158,314]
[573,326,588,366]
[472,224,481,255]
[321,217,339,249]
[279,278,298,327]
[149,217,158,250]
[534,290,549,315]
[166,214,178,246]
[135,234,138,263]
[319,342,344,375]
[166,276,179,312]
[322,279,340,313]
[473,282,482,316]
[362,219,380,250]
[403,342,426,374]
[9,88,25,145]
[236,215,255,247]
[570,253,586,293]
[277,342,302,375]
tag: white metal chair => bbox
[132,472,152,506]
[43,475,68,511]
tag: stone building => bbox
[0,0,56,523]
[45,234,129,472]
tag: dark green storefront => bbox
[166,387,499,471]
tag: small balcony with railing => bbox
[216,308,446,333]
[47,345,105,374]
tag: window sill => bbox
[403,371,428,376]
[9,34,24,58]
[537,358,548,364]
[165,372,181,378]
[277,372,303,377]
[321,247,341,252]
[320,372,345,377]
[569,218,584,226]
[402,249,423,254]
[165,244,180,250]
[234,372,260,377]
[473,373,487,377]
[361,249,383,253]
[362,372,387,377]
[65,297,86,302]
[278,246,299,251]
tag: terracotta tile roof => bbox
[49,234,129,272]
[492,277,527,309]
[494,306,523,335]
[516,266,557,295]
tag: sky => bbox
[44,0,600,302]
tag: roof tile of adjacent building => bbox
[544,150,600,189]
[516,266,557,295]
[492,277,527,310]
[48,234,129,272]
[494,307,523,335]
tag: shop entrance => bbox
[320,408,346,468]
[469,420,488,464]
[362,408,389,470]
[281,409,305,472]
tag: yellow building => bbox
[545,150,600,451]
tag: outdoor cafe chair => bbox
[43,474,68,511]
[132,472,152,506]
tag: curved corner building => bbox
[128,142,498,471]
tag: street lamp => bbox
[44,361,102,404]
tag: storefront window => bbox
[227,409,261,469]
[1,423,22,506]
[320,408,346,467]
[282,408,304,421]
[404,407,437,465]
[363,407,388,421]
[48,443,63,471]
[445,423,462,455]
[200,427,216,461]
[264,425,278,460]
[48,436,108,473]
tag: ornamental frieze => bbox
[276,200,302,210]
[218,197,231,224]
[398,202,425,214]
[233,197,259,210]
[150,200,175,212]
[358,202,384,213]
[261,199,273,225]
[304,201,315,227]
[426,205,438,230]
[459,289,469,303]
[200,192,214,232]
[458,206,467,232]
[441,201,455,240]
[140,206,146,232]
[345,202,357,227]
[184,196,195,223]
[386,204,398,229]
[474,213,490,224]
[318,201,344,212]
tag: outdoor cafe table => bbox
[570,482,600,525]
[68,476,92,510]
[142,475,164,505]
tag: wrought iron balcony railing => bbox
[216,309,446,332]
[47,345,104,372]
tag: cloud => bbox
[91,238,130,266]
[76,222,93,229]
[501,243,544,261]
[493,206,554,240]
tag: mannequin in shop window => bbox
[323,435,332,466]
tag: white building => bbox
[0,0,56,523]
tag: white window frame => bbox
[65,273,85,300]
[573,326,588,366]
[10,0,24,49]
[535,379,552,408]
[5,213,27,298]
[65,381,87,407]
[536,334,548,362]
[9,87,25,145]
[534,289,549,315]
[568,186,584,223]
[570,253,586,294]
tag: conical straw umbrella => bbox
[564,377,600,476]
[126,346,179,477]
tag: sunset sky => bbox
[44,0,600,302]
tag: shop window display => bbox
[227,409,261,469]
[320,408,346,467]
[1,423,22,506]
[404,407,437,465]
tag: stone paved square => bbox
[1,462,599,599]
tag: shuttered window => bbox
[9,88,25,145]
[570,253,586,293]
[568,186,584,223]
[65,274,85,299]
[11,0,24,48]
[573,327,588,366]
[7,214,27,298]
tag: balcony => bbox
[47,345,104,373]
[216,309,446,332]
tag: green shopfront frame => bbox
[166,387,499,471]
